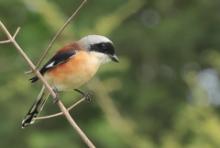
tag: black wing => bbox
[30,49,75,83]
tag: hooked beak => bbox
[110,54,119,63]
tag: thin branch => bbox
[0,27,20,44]
[13,27,21,38]
[35,97,85,120]
[0,39,11,44]
[25,0,87,74]
[0,21,95,148]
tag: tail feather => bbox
[30,76,39,83]
[22,86,49,128]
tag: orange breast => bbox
[45,51,100,90]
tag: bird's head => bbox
[78,35,119,64]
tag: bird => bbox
[21,35,119,128]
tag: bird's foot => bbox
[53,88,60,104]
[74,89,93,102]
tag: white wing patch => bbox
[45,61,55,68]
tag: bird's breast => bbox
[45,51,100,91]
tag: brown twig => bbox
[0,27,20,44]
[25,0,87,74]
[35,97,85,120]
[0,21,95,148]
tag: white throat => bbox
[90,51,111,65]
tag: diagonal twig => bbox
[0,27,20,44]
[25,0,87,74]
[0,20,95,148]
[35,96,85,120]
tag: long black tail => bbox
[22,86,49,128]
[29,67,46,83]
[30,76,39,83]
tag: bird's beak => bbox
[111,54,119,63]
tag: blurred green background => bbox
[1,0,220,147]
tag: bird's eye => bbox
[90,42,114,55]
[100,43,107,49]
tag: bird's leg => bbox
[53,87,60,104]
[74,89,93,102]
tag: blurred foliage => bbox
[1,0,220,147]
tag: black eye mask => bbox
[90,42,115,55]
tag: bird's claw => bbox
[84,91,93,103]
[74,89,93,103]
[53,96,59,104]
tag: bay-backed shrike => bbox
[22,35,119,128]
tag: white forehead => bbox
[79,35,112,49]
